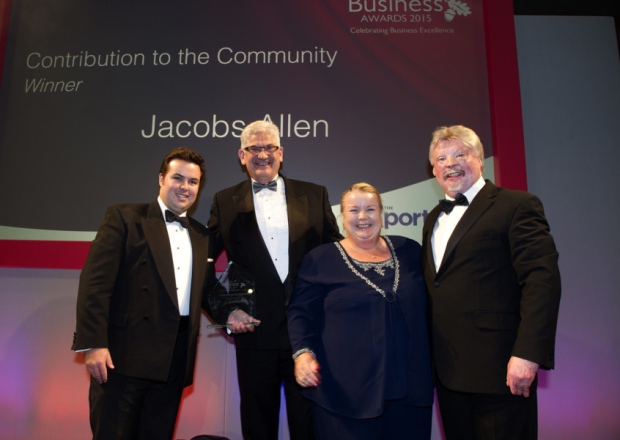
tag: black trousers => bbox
[436,379,538,440]
[89,330,189,440]
[235,347,314,440]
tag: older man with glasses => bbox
[207,120,342,440]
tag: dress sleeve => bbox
[287,249,328,356]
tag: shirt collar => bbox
[251,174,280,185]
[444,176,486,202]
[157,196,187,221]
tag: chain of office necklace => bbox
[335,236,399,298]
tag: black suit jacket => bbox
[72,200,214,386]
[421,180,561,394]
[207,175,342,350]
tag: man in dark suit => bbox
[421,125,561,439]
[72,147,215,440]
[207,120,341,440]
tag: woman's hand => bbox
[294,352,321,388]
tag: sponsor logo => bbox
[383,206,429,230]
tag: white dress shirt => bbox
[431,177,486,271]
[158,197,193,316]
[252,175,289,282]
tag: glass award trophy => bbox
[207,261,259,329]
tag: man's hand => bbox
[84,348,114,384]
[506,356,539,397]
[227,309,261,334]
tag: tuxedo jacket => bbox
[421,180,561,394]
[72,200,214,386]
[207,175,342,350]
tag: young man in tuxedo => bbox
[208,120,342,440]
[72,147,215,440]
[422,125,561,440]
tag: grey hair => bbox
[240,120,281,148]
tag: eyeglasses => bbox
[243,145,280,155]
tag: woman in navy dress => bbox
[288,182,433,439]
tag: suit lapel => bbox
[424,207,442,278]
[282,176,312,304]
[283,176,308,272]
[143,201,179,309]
[438,181,496,275]
[188,222,210,319]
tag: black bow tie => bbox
[165,209,189,228]
[439,193,469,214]
[252,180,277,193]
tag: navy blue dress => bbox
[288,235,433,422]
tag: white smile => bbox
[445,170,463,178]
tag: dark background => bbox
[514,0,620,52]
[514,0,619,16]
[513,0,620,109]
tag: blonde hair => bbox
[339,182,383,213]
